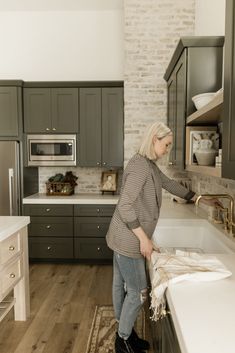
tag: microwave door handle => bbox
[8,168,14,216]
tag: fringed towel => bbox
[150,250,232,321]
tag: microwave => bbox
[27,134,77,166]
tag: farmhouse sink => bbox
[152,219,235,254]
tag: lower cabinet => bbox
[74,205,115,262]
[24,203,115,262]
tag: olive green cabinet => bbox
[79,87,124,167]
[24,204,74,260]
[74,204,114,262]
[223,0,235,180]
[0,86,20,137]
[164,37,224,169]
[23,88,79,133]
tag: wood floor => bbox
[0,263,154,353]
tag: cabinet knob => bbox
[9,273,16,278]
[9,245,15,251]
[46,128,50,131]
[96,162,100,166]
[46,208,51,212]
[52,127,56,131]
[47,246,51,251]
[97,225,100,229]
[168,162,175,166]
[103,162,107,166]
[46,225,51,229]
[97,247,101,251]
[97,208,100,213]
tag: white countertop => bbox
[23,193,119,204]
[0,216,30,241]
[166,254,235,353]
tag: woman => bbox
[106,122,217,353]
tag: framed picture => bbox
[185,126,219,165]
[101,171,117,192]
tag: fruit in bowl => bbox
[192,92,216,110]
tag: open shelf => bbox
[0,297,15,322]
[186,165,222,177]
[186,91,223,126]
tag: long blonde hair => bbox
[138,122,172,160]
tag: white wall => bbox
[0,10,124,80]
[195,0,225,35]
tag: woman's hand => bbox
[139,237,153,260]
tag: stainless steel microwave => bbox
[27,134,76,166]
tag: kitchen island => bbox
[0,216,30,321]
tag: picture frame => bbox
[185,126,219,165]
[101,171,117,193]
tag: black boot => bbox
[128,328,150,351]
[115,332,145,353]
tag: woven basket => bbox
[46,182,74,196]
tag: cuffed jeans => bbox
[113,251,148,340]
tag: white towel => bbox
[150,250,232,321]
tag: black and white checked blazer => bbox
[106,153,194,258]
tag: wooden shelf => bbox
[186,165,221,177]
[186,91,223,125]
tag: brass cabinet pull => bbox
[97,225,100,229]
[9,245,15,251]
[96,162,100,166]
[46,225,51,229]
[52,127,56,131]
[97,247,101,251]
[46,128,50,131]
[9,273,16,278]
[103,162,106,166]
[46,208,51,212]
[97,208,100,212]
[47,246,51,251]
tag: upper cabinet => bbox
[164,36,224,169]
[223,0,235,180]
[0,82,23,138]
[79,87,124,168]
[23,87,79,133]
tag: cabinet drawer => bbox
[29,237,73,259]
[0,232,21,265]
[24,204,73,216]
[74,205,115,217]
[74,238,113,260]
[29,217,73,237]
[0,258,22,295]
[74,217,111,238]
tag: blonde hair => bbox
[138,122,172,160]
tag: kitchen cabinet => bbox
[0,217,30,321]
[0,84,22,138]
[23,88,79,133]
[223,0,235,180]
[79,87,124,167]
[164,36,224,169]
[24,204,74,260]
[74,204,114,262]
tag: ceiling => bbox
[0,0,123,11]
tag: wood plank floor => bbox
[0,263,154,353]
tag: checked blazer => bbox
[106,153,194,258]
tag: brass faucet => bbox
[195,194,235,236]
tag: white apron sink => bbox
[152,219,235,254]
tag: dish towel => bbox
[150,250,232,321]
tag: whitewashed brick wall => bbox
[123,0,195,162]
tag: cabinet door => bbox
[223,0,235,180]
[79,88,102,166]
[102,87,124,167]
[167,51,186,169]
[0,87,19,137]
[51,88,79,133]
[23,88,51,133]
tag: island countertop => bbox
[0,216,30,241]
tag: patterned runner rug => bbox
[86,305,145,353]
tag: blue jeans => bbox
[112,251,148,340]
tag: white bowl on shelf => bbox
[192,92,216,110]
